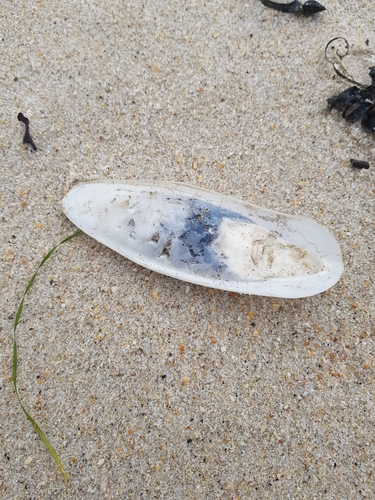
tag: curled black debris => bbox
[325,38,363,87]
[17,113,37,151]
[327,67,375,132]
[260,0,325,15]
[350,159,370,170]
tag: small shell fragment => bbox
[62,180,343,298]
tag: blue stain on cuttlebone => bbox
[133,197,251,279]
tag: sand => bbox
[1,0,374,498]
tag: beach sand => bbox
[1,1,374,498]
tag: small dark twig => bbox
[350,159,370,170]
[17,113,37,151]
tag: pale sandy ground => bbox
[1,1,375,498]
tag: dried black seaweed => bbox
[325,38,375,130]
[302,0,325,14]
[260,0,325,15]
[327,66,375,132]
[17,113,37,151]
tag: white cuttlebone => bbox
[62,180,344,298]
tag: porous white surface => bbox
[213,220,323,278]
[1,1,374,498]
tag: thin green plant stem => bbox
[13,230,81,481]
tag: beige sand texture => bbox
[1,0,375,498]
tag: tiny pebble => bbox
[98,458,105,466]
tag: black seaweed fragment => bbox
[361,112,375,132]
[17,113,37,151]
[302,0,325,15]
[260,0,325,15]
[327,67,375,132]
[350,159,370,170]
